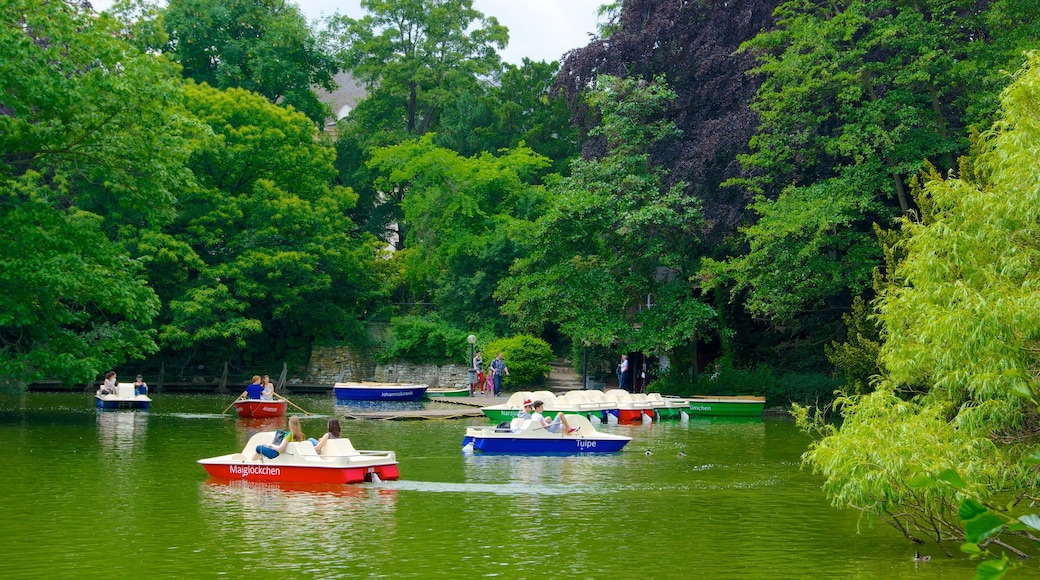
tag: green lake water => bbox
[0,392,994,578]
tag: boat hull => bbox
[334,382,428,402]
[199,461,399,484]
[234,399,287,418]
[685,397,765,417]
[462,415,631,455]
[96,397,150,410]
[462,435,629,454]
[426,387,471,398]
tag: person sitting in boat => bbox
[313,418,342,453]
[531,400,579,435]
[99,371,117,395]
[260,374,275,401]
[518,399,534,420]
[255,416,315,459]
[133,374,148,396]
[239,376,264,400]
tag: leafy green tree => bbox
[367,135,551,334]
[329,0,508,135]
[500,75,713,367]
[148,82,387,367]
[0,0,200,387]
[327,0,509,244]
[435,59,579,172]
[163,0,338,125]
[712,0,1040,324]
[798,53,1040,562]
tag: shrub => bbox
[377,315,469,364]
[483,334,553,389]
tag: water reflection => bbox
[96,409,148,454]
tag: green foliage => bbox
[482,334,553,390]
[150,82,387,364]
[714,0,1039,326]
[163,0,338,124]
[367,135,551,334]
[500,75,712,354]
[329,0,508,135]
[377,315,469,364]
[824,296,882,395]
[800,54,1040,560]
[648,359,840,407]
[0,1,199,386]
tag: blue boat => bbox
[333,382,428,403]
[462,415,631,454]
[95,383,151,410]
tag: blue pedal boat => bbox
[462,415,631,454]
[333,382,428,403]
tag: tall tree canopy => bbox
[0,0,200,386]
[799,52,1040,558]
[367,135,551,334]
[145,83,387,366]
[709,0,1040,325]
[163,0,339,125]
[500,75,713,361]
[329,0,508,136]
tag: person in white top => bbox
[531,400,578,435]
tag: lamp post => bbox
[467,334,477,395]
[581,340,589,390]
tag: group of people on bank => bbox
[470,351,509,396]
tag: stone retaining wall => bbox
[307,345,469,387]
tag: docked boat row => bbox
[481,390,765,424]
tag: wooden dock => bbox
[338,395,503,421]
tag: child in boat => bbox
[255,416,313,459]
[240,376,264,400]
[517,399,534,420]
[313,418,342,453]
[260,374,274,400]
[531,400,579,435]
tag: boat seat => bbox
[242,431,277,456]
[319,438,359,456]
[287,441,317,456]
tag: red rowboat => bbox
[234,399,287,418]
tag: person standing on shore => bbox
[472,350,484,395]
[489,352,508,397]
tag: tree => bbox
[162,0,339,125]
[329,0,508,136]
[0,0,200,387]
[798,53,1040,560]
[146,83,387,367]
[327,0,510,247]
[367,135,551,334]
[500,75,713,365]
[712,0,1040,325]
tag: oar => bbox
[274,392,313,415]
[221,396,241,415]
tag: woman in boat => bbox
[260,374,275,400]
[133,374,148,396]
[255,416,313,459]
[100,371,117,395]
[313,418,342,453]
[531,400,579,435]
[239,375,264,400]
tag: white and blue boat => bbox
[462,415,631,454]
[333,381,428,403]
[95,382,151,410]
